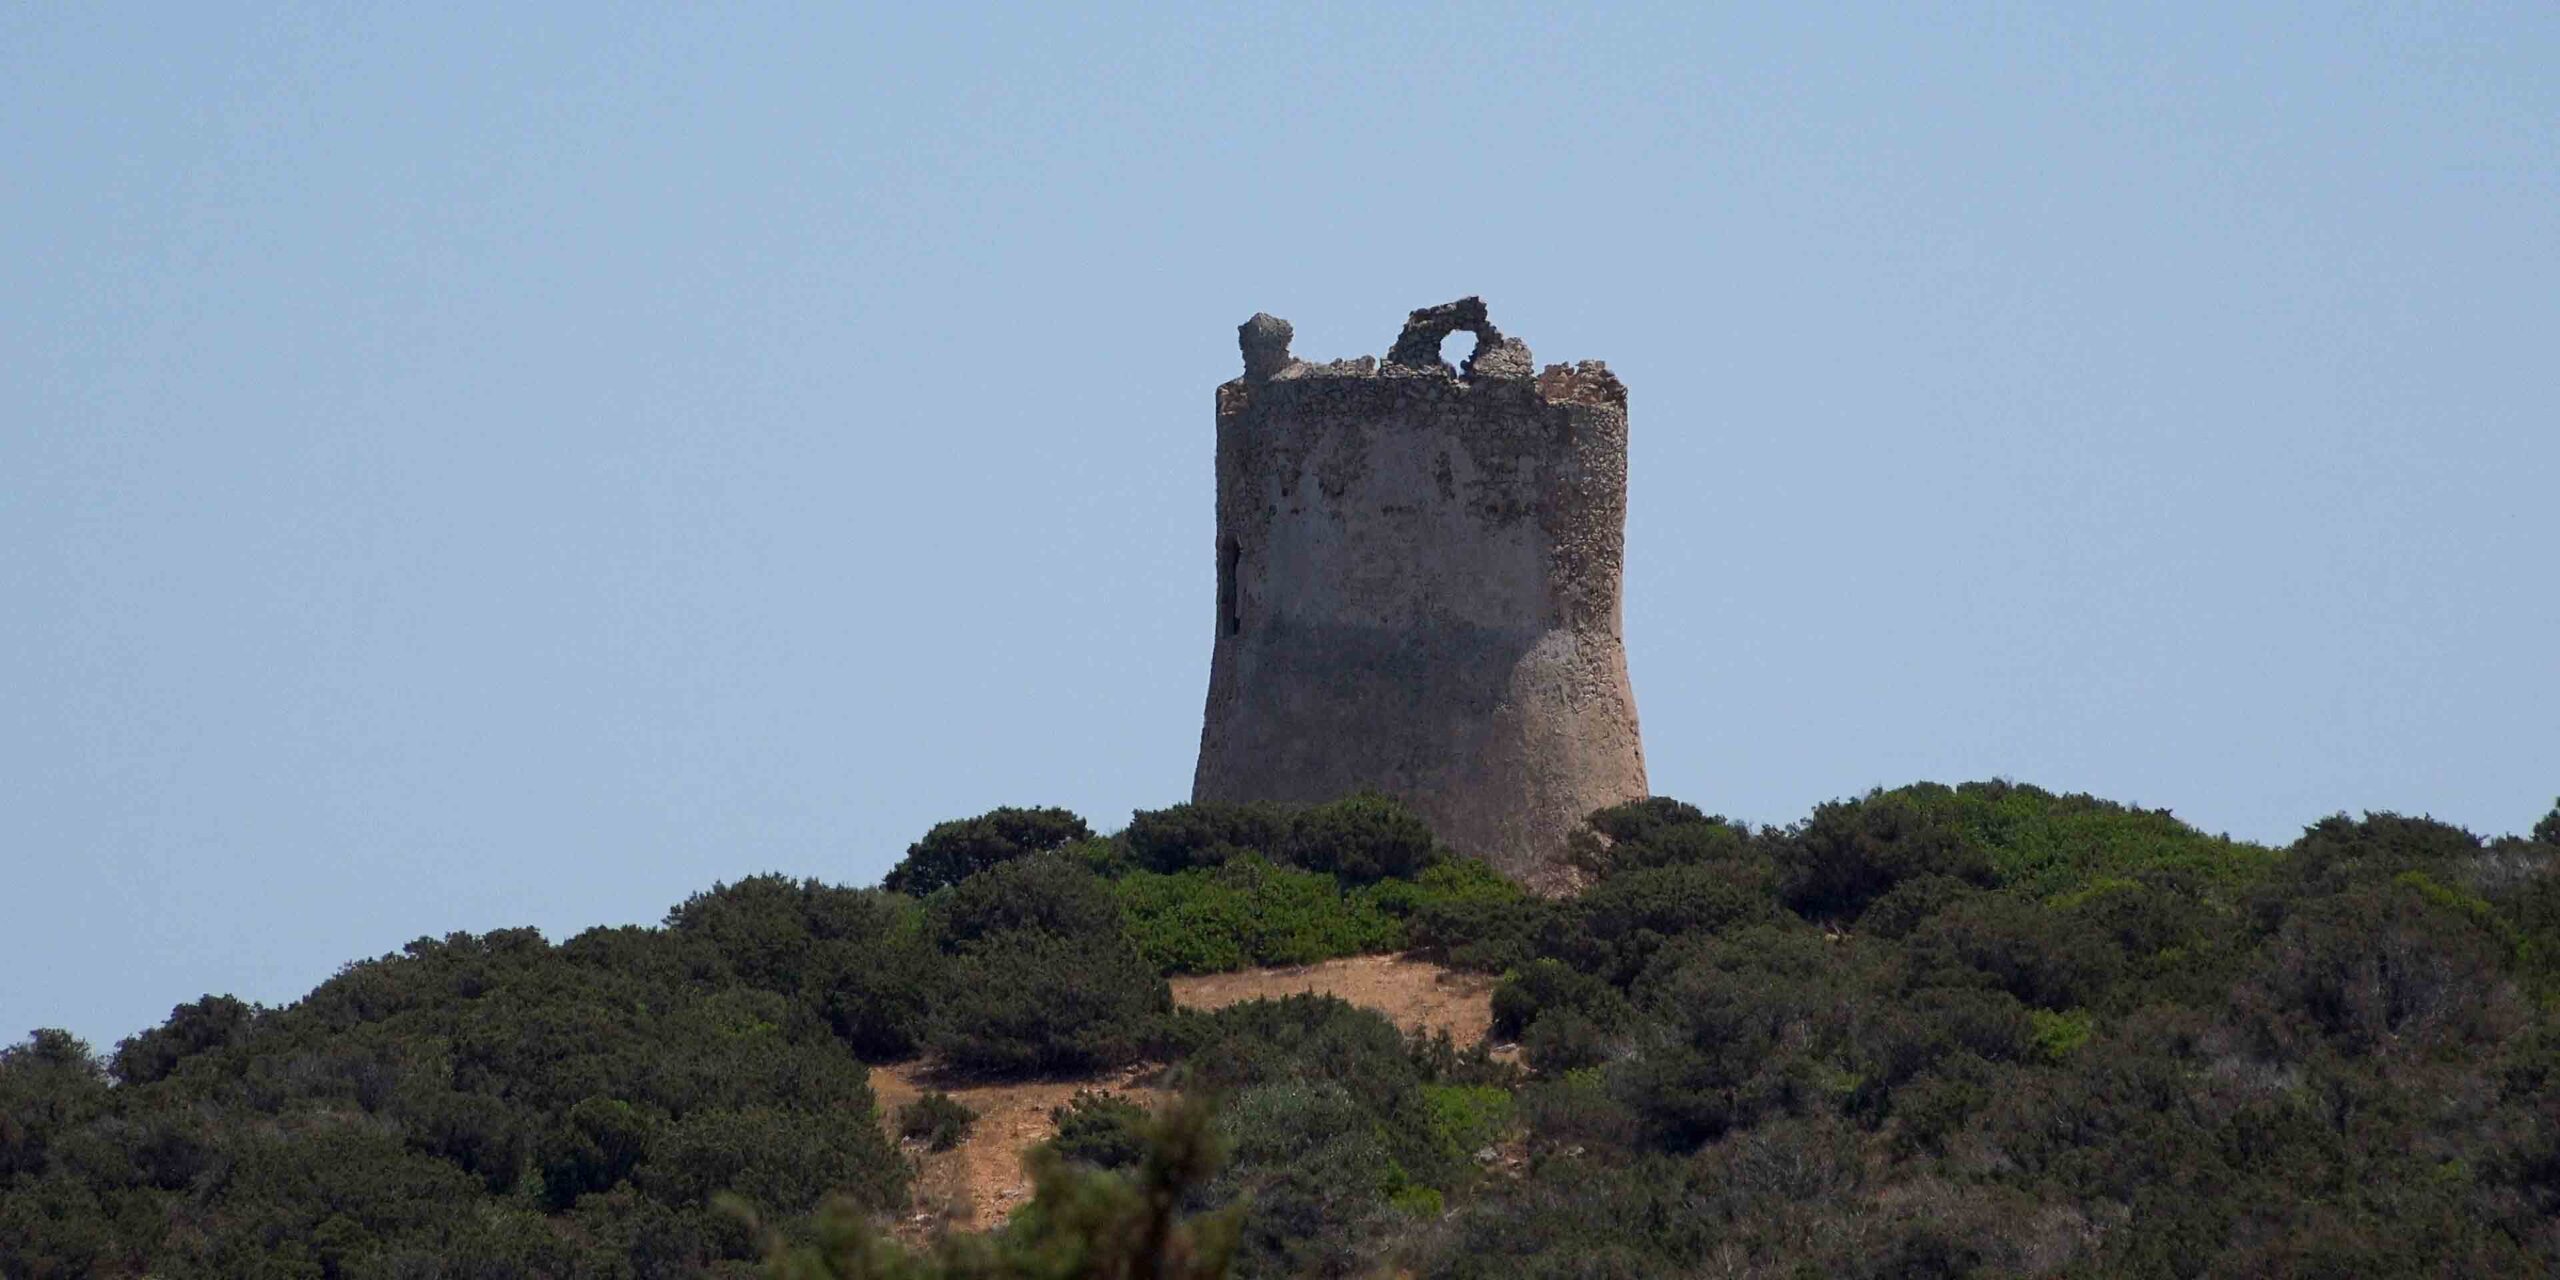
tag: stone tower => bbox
[1192,298,1647,888]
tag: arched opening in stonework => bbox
[1218,534,1242,637]
[1439,330,1474,371]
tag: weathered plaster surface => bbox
[1194,299,1647,889]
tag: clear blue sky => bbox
[6,5,2554,1051]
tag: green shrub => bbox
[1163,994,1468,1182]
[0,1030,106,1180]
[1859,987,2036,1085]
[537,1096,652,1210]
[1565,863,1777,984]
[2026,1008,2095,1062]
[1775,782,2273,919]
[2235,882,2519,1060]
[1126,801,1292,873]
[1116,855,1404,975]
[1490,958,1631,1041]
[34,779,2560,1279]
[928,853,1123,953]
[934,932,1170,1077]
[1776,787,1994,920]
[1358,854,1524,919]
[1157,995,1469,1277]
[1210,1081,1402,1278]
[1522,1010,1616,1073]
[1065,834,1138,877]
[884,806,1094,896]
[1406,894,1558,973]
[1904,892,2124,1011]
[0,915,910,1275]
[1420,1083,1515,1160]
[1283,791,1441,883]
[639,1104,903,1217]
[1856,873,1983,939]
[896,1091,977,1153]
[813,943,942,1061]
[1569,797,1768,883]
[1046,1090,1150,1170]
[108,995,256,1087]
[663,875,940,1059]
[1925,780,2275,898]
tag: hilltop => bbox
[7,782,2560,1278]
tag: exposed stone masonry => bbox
[1193,299,1647,889]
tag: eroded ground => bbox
[1167,951,1496,1047]
[872,952,1496,1233]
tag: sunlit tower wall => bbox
[1193,298,1647,889]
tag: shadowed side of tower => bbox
[1193,299,1648,890]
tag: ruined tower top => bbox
[1193,298,1647,889]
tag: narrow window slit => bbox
[1218,535,1242,637]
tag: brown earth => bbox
[871,953,1497,1233]
[1167,951,1498,1048]
[870,1059,1165,1237]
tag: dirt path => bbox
[872,953,1495,1233]
[1167,951,1498,1047]
[871,1059,1164,1234]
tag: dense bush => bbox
[664,874,940,1058]
[935,931,1170,1076]
[1047,1090,1151,1170]
[1490,958,1631,1042]
[20,783,2560,1280]
[1405,892,1559,973]
[105,992,256,1086]
[1282,791,1442,883]
[1211,1081,1405,1277]
[1361,854,1527,919]
[1564,861,1778,983]
[929,852,1125,953]
[1568,796,1767,882]
[1126,800,1294,873]
[1776,787,1994,920]
[1160,995,1473,1278]
[1116,855,1404,973]
[2235,880,2521,1059]
[640,1104,895,1219]
[884,805,1094,896]
[2,919,909,1278]
[1391,798,2560,1277]
[1903,890,2125,1010]
[898,1091,978,1152]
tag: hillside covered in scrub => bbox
[7,783,2560,1278]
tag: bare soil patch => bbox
[870,953,1496,1233]
[871,1059,1164,1235]
[1167,951,1498,1046]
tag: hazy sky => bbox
[7,5,2554,1051]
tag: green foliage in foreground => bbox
[756,1097,1241,1280]
[1402,786,2560,1279]
[9,783,2560,1280]
[886,806,1095,897]
[1111,801,1526,975]
[1045,1090,1152,1172]
[0,925,912,1276]
[1115,856,1404,973]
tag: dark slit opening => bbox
[1218,534,1242,637]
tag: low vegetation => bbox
[895,1092,977,1154]
[6,781,2558,1279]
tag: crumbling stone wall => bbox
[1193,299,1647,889]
